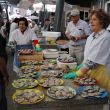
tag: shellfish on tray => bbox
[38,77,64,87]
[40,70,63,78]
[20,60,39,65]
[47,86,76,99]
[58,56,76,63]
[79,86,107,98]
[12,89,44,104]
[73,76,97,86]
[17,71,38,78]
[12,78,38,89]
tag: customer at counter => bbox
[9,17,37,45]
[64,9,110,98]
[65,9,91,64]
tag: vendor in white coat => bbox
[64,9,110,99]
[9,17,37,45]
[65,9,91,64]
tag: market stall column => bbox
[54,0,65,32]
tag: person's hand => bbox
[77,64,83,70]
[66,32,70,36]
[63,72,78,79]
[63,69,84,79]
[66,33,71,40]
[62,65,70,73]
[74,37,80,41]
[73,36,81,42]
[70,36,76,41]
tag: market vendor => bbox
[8,17,41,72]
[64,9,110,99]
[9,17,38,45]
[65,9,91,64]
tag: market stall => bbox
[11,43,109,110]
[12,79,109,110]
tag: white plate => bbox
[47,86,76,99]
[41,70,63,78]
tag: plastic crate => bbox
[14,44,33,67]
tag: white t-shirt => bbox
[65,19,91,45]
[9,28,37,45]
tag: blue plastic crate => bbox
[14,44,33,67]
[76,86,108,99]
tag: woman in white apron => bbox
[64,9,110,99]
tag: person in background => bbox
[10,18,19,33]
[28,19,32,28]
[64,9,110,99]
[0,20,10,41]
[5,20,11,40]
[41,19,51,31]
[30,20,39,34]
[65,9,91,64]
[0,8,9,110]
[0,21,6,39]
[9,17,37,45]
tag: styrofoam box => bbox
[43,49,59,59]
[42,31,61,37]
[57,58,77,69]
[42,31,61,41]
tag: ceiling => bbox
[65,0,92,7]
[7,0,20,5]
[41,0,56,4]
[5,0,92,8]
[6,0,56,5]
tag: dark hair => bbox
[90,9,110,29]
[13,18,19,23]
[18,17,28,27]
[44,19,50,22]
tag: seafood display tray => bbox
[47,86,76,99]
[73,77,98,86]
[76,86,108,99]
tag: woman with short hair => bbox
[9,17,37,45]
[64,9,110,98]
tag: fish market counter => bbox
[12,45,109,110]
[13,80,109,110]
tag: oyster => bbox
[47,86,76,99]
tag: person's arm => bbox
[75,60,99,78]
[65,32,72,40]
[71,22,92,41]
[63,60,99,79]
[71,33,88,41]
[31,30,38,41]
[8,31,17,45]
[65,23,72,40]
